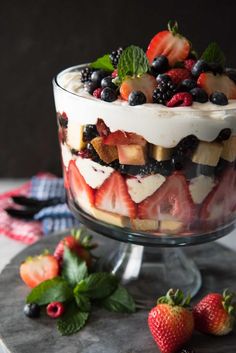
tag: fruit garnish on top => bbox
[78,22,236,107]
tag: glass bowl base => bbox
[97,243,202,308]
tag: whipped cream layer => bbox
[53,66,236,148]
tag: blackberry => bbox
[83,124,98,142]
[110,47,123,68]
[80,67,93,83]
[153,76,176,105]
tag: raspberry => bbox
[46,302,65,319]
[111,69,118,78]
[184,59,196,72]
[166,92,193,107]
[93,88,102,99]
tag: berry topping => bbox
[151,55,169,75]
[191,59,209,77]
[91,69,109,86]
[210,91,228,105]
[153,75,176,105]
[128,91,147,106]
[92,87,102,99]
[184,59,196,72]
[95,171,137,218]
[84,81,98,95]
[120,73,157,103]
[166,68,191,85]
[101,76,117,90]
[101,87,117,102]
[197,72,236,99]
[80,67,93,83]
[47,302,65,319]
[146,21,190,66]
[24,303,40,318]
[166,92,193,107]
[190,87,208,103]
[178,79,197,92]
[83,124,98,142]
[109,47,123,68]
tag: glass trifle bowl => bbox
[53,32,236,303]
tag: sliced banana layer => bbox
[91,207,130,228]
[192,141,223,167]
[221,136,236,162]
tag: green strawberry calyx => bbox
[71,228,97,250]
[222,289,236,316]
[157,288,191,307]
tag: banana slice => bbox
[221,136,236,162]
[131,219,158,231]
[191,141,223,167]
[151,145,173,161]
[159,220,184,234]
[67,124,86,151]
[91,207,130,228]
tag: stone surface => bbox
[0,233,236,353]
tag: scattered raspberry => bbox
[166,68,192,85]
[112,69,118,78]
[93,88,102,99]
[47,302,65,319]
[167,92,193,107]
[184,59,196,72]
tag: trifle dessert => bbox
[53,22,236,236]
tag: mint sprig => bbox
[117,45,149,82]
[62,247,88,287]
[201,42,225,67]
[57,301,89,336]
[101,285,136,313]
[26,277,73,305]
[90,54,114,71]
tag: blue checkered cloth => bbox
[30,176,80,235]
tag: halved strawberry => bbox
[138,173,194,222]
[95,171,136,218]
[96,118,110,137]
[68,160,95,208]
[20,254,59,288]
[197,73,236,99]
[146,23,190,66]
[166,68,191,85]
[104,130,146,146]
[120,73,157,103]
[200,167,236,225]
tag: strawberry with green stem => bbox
[148,289,194,353]
[193,289,236,336]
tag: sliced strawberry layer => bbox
[68,160,95,208]
[120,73,157,103]
[146,30,190,66]
[138,173,194,223]
[200,167,236,225]
[197,73,236,99]
[96,118,110,137]
[95,171,136,218]
[104,130,146,146]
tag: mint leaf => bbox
[74,273,118,299]
[57,301,89,335]
[62,247,88,287]
[117,45,149,82]
[201,42,225,66]
[74,294,91,312]
[26,278,73,305]
[90,54,114,71]
[101,285,136,313]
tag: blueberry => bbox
[151,56,169,75]
[83,124,98,142]
[91,70,108,86]
[190,87,208,103]
[84,81,98,95]
[217,128,231,141]
[210,91,228,105]
[101,76,117,90]
[101,87,117,102]
[215,158,231,176]
[171,151,185,170]
[179,135,199,151]
[178,79,197,92]
[128,91,147,106]
[24,303,40,318]
[191,59,209,77]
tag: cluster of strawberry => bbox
[81,21,236,107]
[148,288,236,353]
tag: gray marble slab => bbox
[0,233,236,353]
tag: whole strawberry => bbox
[148,289,194,353]
[54,228,96,267]
[193,289,235,336]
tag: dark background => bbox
[1,0,236,177]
